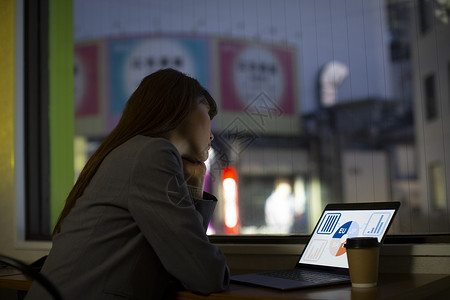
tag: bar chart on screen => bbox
[364,212,391,237]
[303,239,327,262]
[317,213,341,235]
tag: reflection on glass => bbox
[73,0,450,236]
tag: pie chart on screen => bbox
[329,221,359,256]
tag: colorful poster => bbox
[107,36,210,130]
[218,39,296,115]
[215,38,300,136]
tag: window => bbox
[25,0,450,241]
[424,74,437,121]
[429,162,446,211]
[419,0,434,33]
[69,0,450,238]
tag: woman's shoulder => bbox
[101,135,182,175]
[118,135,173,152]
[118,135,180,160]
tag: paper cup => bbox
[345,237,380,288]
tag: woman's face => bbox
[175,96,214,162]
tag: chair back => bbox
[0,254,63,300]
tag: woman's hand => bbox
[182,158,206,199]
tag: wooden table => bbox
[170,273,450,300]
[1,272,449,299]
[0,273,32,291]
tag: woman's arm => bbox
[128,139,229,294]
[182,158,218,230]
[182,158,206,199]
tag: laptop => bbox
[231,201,400,290]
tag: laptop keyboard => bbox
[260,269,349,283]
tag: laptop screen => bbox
[298,202,399,269]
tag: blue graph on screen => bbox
[363,212,391,237]
[317,213,341,234]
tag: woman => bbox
[25,69,230,300]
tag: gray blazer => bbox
[25,136,230,300]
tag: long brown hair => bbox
[53,68,217,235]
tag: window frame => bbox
[20,0,74,241]
[208,233,450,245]
[23,0,51,240]
[21,0,450,246]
